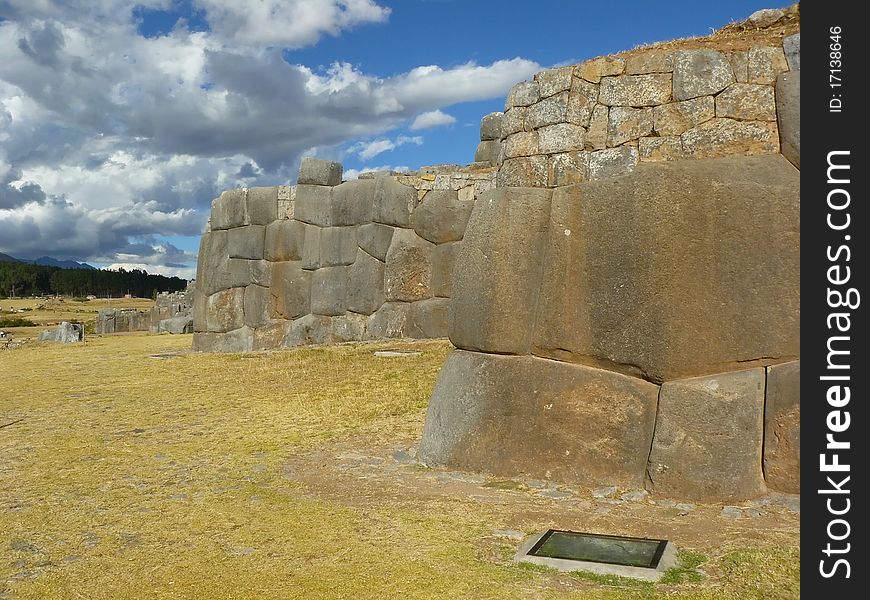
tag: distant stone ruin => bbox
[95,286,194,334]
[38,321,84,343]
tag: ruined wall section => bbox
[192,157,496,353]
[95,286,194,335]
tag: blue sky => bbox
[0,0,781,278]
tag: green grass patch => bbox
[660,549,707,584]
[0,317,36,327]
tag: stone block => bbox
[284,314,333,346]
[331,313,368,342]
[264,219,306,262]
[681,118,779,159]
[301,224,323,269]
[319,226,358,267]
[549,151,589,186]
[310,266,348,316]
[252,320,287,351]
[384,229,434,302]
[505,81,540,108]
[538,123,586,154]
[406,298,450,339]
[269,261,311,319]
[298,157,342,186]
[728,51,749,83]
[225,258,270,289]
[576,56,625,83]
[776,71,800,169]
[566,79,598,127]
[503,131,540,159]
[246,186,278,225]
[294,185,334,227]
[196,230,228,296]
[639,136,685,161]
[243,284,270,328]
[206,287,245,333]
[747,46,788,84]
[585,105,608,150]
[227,225,265,259]
[411,190,474,244]
[480,112,504,141]
[366,302,409,339]
[449,187,552,354]
[419,351,659,488]
[372,176,417,227]
[672,49,734,100]
[586,146,638,180]
[599,73,671,107]
[764,361,800,493]
[532,155,799,382]
[192,326,253,353]
[474,140,501,164]
[647,369,767,501]
[497,156,549,188]
[347,249,385,315]
[746,7,786,28]
[501,107,526,136]
[526,92,569,129]
[357,222,394,262]
[192,287,208,332]
[159,316,193,334]
[783,33,800,71]
[210,188,247,230]
[625,50,674,75]
[432,241,460,298]
[653,96,715,136]
[535,67,573,98]
[715,83,776,121]
[608,106,653,146]
[331,179,375,225]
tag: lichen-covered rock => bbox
[599,73,671,107]
[715,83,776,121]
[505,81,540,108]
[264,219,306,262]
[639,136,685,161]
[497,156,549,188]
[297,157,342,186]
[246,187,278,225]
[406,298,450,339]
[585,105,609,150]
[776,71,800,169]
[480,112,504,141]
[503,131,540,159]
[347,249,385,315]
[625,50,674,75]
[357,222,395,262]
[384,229,434,302]
[536,123,586,154]
[728,51,749,83]
[647,369,767,501]
[432,241,460,298]
[411,190,474,244]
[310,266,349,316]
[672,49,734,100]
[783,33,800,71]
[608,106,653,146]
[566,79,598,127]
[576,56,625,83]
[227,225,265,260]
[535,67,573,98]
[653,96,715,136]
[747,46,788,84]
[269,261,310,320]
[419,350,659,487]
[586,146,638,180]
[207,287,245,333]
[681,118,779,158]
[501,107,526,137]
[764,361,800,493]
[549,151,588,186]
[526,92,569,129]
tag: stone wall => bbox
[192,153,496,352]
[95,286,194,334]
[419,10,800,501]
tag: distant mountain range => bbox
[0,252,96,270]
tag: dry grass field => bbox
[1,330,799,599]
[0,297,155,341]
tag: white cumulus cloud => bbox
[410,109,456,130]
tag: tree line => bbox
[0,261,187,298]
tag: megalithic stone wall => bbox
[192,157,497,352]
[94,286,194,334]
[420,10,801,502]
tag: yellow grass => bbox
[1,334,799,599]
[0,297,154,340]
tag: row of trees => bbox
[0,261,187,298]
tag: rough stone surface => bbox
[206,287,245,333]
[653,96,715,136]
[357,223,394,262]
[264,219,306,262]
[505,81,540,108]
[384,229,434,302]
[284,314,333,346]
[411,190,474,244]
[192,326,253,353]
[585,105,609,150]
[647,369,767,501]
[347,249,385,315]
[480,112,504,141]
[608,106,653,146]
[715,83,776,121]
[747,46,788,84]
[681,118,779,158]
[538,123,586,154]
[331,313,369,343]
[331,179,375,225]
[474,140,501,164]
[764,361,800,493]
[504,131,540,159]
[566,79,598,127]
[243,285,270,328]
[599,74,671,107]
[406,298,450,339]
[298,157,342,186]
[783,33,800,71]
[269,261,310,320]
[533,155,799,382]
[501,107,526,136]
[246,187,278,225]
[419,350,659,487]
[776,71,800,169]
[310,266,348,316]
[746,7,786,28]
[300,224,324,269]
[728,51,749,83]
[449,188,552,354]
[535,67,573,98]
[497,156,549,188]
[672,50,735,100]
[549,152,588,186]
[318,226,358,266]
[576,56,625,83]
[252,320,287,351]
[625,51,674,75]
[227,225,265,259]
[526,92,569,129]
[366,302,409,339]
[431,241,460,298]
[211,189,247,230]
[159,316,193,334]
[373,176,417,227]
[586,146,638,180]
[294,185,334,226]
[38,321,84,343]
[639,136,685,161]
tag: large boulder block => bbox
[192,326,253,353]
[357,222,395,262]
[225,258,271,289]
[419,350,660,488]
[411,190,474,244]
[331,179,375,225]
[776,71,800,169]
[331,312,369,343]
[384,229,434,302]
[764,360,800,493]
[210,189,247,230]
[310,266,348,316]
[497,156,549,188]
[318,226,358,267]
[301,224,324,269]
[197,230,228,296]
[246,186,278,225]
[265,219,306,262]
[298,157,342,186]
[366,302,409,339]
[647,368,767,501]
[252,320,288,351]
[373,176,417,227]
[783,33,800,71]
[269,261,311,319]
[406,298,450,339]
[598,73,672,107]
[294,185,334,227]
[243,284,270,328]
[431,241,460,298]
[680,118,779,158]
[159,316,193,334]
[480,112,504,141]
[227,225,265,259]
[449,187,552,355]
[38,321,84,343]
[347,249,385,315]
[206,287,245,333]
[672,49,735,100]
[532,155,799,382]
[474,140,501,164]
[284,314,333,346]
